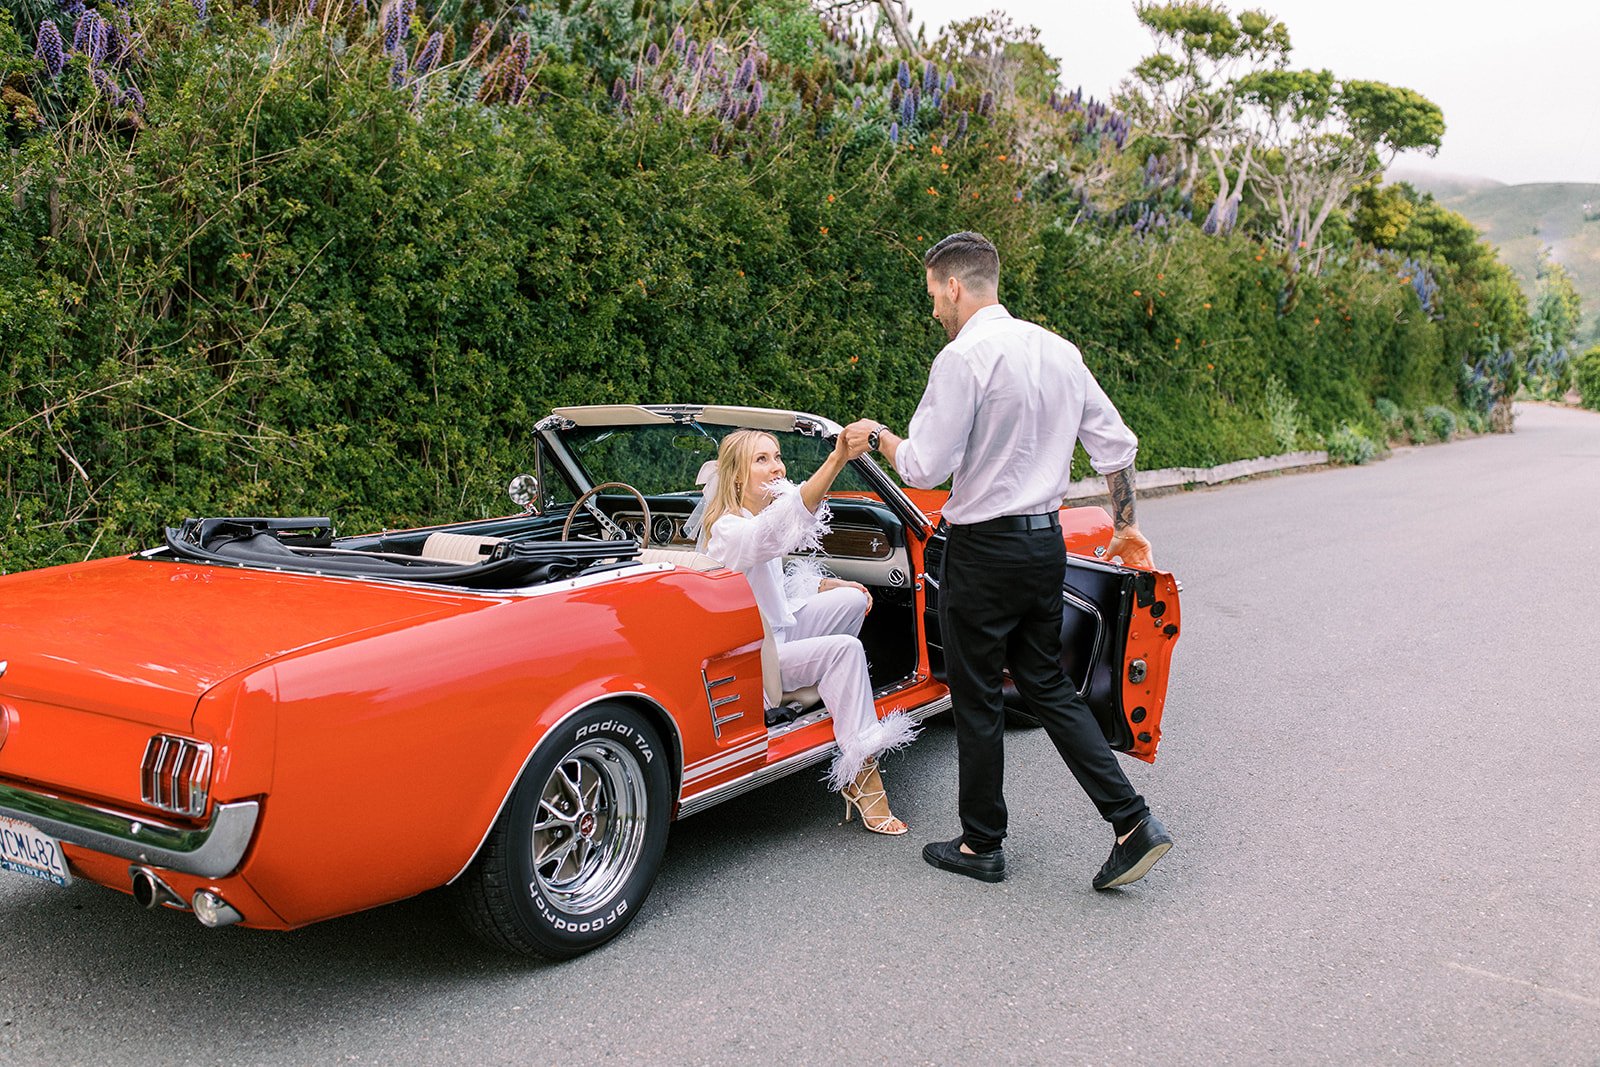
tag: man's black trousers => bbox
[939,523,1149,852]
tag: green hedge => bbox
[0,6,1505,571]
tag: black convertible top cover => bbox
[161,517,639,589]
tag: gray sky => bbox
[903,0,1600,187]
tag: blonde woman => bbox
[687,429,919,834]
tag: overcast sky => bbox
[901,0,1599,187]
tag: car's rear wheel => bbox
[454,702,671,958]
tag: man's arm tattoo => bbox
[1105,464,1137,529]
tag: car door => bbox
[919,522,1181,763]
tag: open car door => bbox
[921,514,1181,763]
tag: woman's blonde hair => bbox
[696,429,779,545]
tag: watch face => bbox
[868,429,881,450]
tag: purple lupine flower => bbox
[383,5,403,53]
[91,67,122,104]
[899,91,914,126]
[401,0,415,37]
[750,80,763,111]
[931,89,941,111]
[35,21,66,76]
[307,0,316,14]
[922,61,936,95]
[851,96,862,112]
[978,90,993,116]
[628,65,642,91]
[890,82,902,113]
[469,21,490,55]
[699,44,716,74]
[510,74,529,105]
[944,72,954,91]
[888,121,899,144]
[645,42,660,66]
[414,31,442,74]
[125,84,145,110]
[671,26,685,54]
[683,40,697,67]
[955,110,967,138]
[71,10,92,52]
[611,76,626,103]
[896,60,910,89]
[389,55,407,86]
[734,56,754,90]
[88,14,109,66]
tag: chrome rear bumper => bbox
[0,782,258,879]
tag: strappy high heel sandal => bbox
[840,758,908,836]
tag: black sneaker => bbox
[923,837,1005,883]
[1092,815,1173,890]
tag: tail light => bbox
[140,735,213,818]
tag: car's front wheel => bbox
[454,701,671,958]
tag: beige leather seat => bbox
[419,532,509,563]
[759,613,823,713]
[636,546,722,571]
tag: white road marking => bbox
[1444,961,1600,1010]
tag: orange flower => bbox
[1202,302,1211,309]
[997,154,1007,161]
[971,192,979,200]
[820,226,829,235]
[1313,316,1320,324]
[1207,362,1214,370]
[927,187,939,197]
[1156,273,1164,280]
[940,162,949,171]
[1132,289,1141,297]
[850,355,859,363]
[930,144,944,156]
[1173,338,1182,347]
[737,269,745,277]
[827,193,835,203]
[916,235,924,241]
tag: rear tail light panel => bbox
[140,736,213,818]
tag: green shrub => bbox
[1263,376,1303,453]
[1574,346,1600,412]
[1462,408,1488,434]
[1325,425,1378,465]
[1422,405,1458,441]
[1374,397,1401,426]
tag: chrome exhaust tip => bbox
[191,890,244,928]
[129,866,186,911]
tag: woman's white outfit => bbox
[705,480,918,791]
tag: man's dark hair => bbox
[923,231,1000,292]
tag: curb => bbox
[1065,450,1330,501]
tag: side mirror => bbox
[508,474,542,515]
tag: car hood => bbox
[0,555,491,729]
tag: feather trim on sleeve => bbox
[759,477,831,554]
[783,557,832,601]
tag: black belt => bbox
[948,512,1060,534]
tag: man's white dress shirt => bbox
[892,304,1138,525]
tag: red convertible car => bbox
[0,404,1181,957]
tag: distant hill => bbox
[1392,171,1600,344]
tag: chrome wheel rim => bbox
[530,738,648,914]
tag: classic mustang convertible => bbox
[0,405,1181,957]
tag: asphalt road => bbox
[3,403,1598,1065]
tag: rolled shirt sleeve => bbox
[893,348,978,489]
[1078,367,1139,474]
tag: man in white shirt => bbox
[843,230,1172,889]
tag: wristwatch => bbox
[867,425,885,452]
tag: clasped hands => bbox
[832,418,880,461]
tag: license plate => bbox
[0,815,72,887]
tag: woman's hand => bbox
[833,431,867,461]
[819,577,873,614]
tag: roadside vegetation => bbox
[0,0,1555,569]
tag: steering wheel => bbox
[561,481,652,546]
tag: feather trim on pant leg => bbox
[826,711,921,792]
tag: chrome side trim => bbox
[675,695,951,820]
[444,690,685,885]
[681,737,768,787]
[700,671,743,739]
[0,784,259,879]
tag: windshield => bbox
[555,423,886,497]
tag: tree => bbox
[1121,1,1290,234]
[1238,70,1443,267]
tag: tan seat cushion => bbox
[637,546,723,571]
[419,532,509,563]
